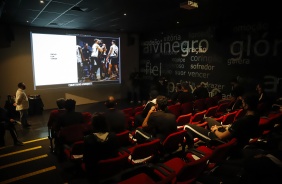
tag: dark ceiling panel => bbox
[0,0,281,34]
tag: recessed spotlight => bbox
[124,13,127,16]
[40,0,44,4]
[177,21,180,24]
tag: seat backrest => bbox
[116,130,131,147]
[130,139,160,161]
[193,98,206,112]
[161,130,187,154]
[221,111,237,125]
[167,104,181,118]
[122,107,134,117]
[82,111,92,124]
[107,163,176,184]
[215,102,229,117]
[133,105,144,115]
[94,153,130,181]
[180,102,194,115]
[176,113,192,126]
[59,123,91,144]
[205,105,218,118]
[190,110,207,124]
[163,156,209,184]
[234,108,245,121]
[209,138,237,163]
[205,97,218,109]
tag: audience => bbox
[256,82,271,116]
[176,82,194,104]
[134,90,159,128]
[226,78,245,111]
[198,131,282,184]
[47,98,66,132]
[184,92,260,152]
[135,95,177,143]
[171,83,183,104]
[47,98,66,152]
[193,83,209,100]
[104,96,126,133]
[83,112,119,172]
[56,99,84,129]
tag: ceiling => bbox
[0,0,280,34]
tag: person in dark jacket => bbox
[0,107,23,147]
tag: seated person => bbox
[47,98,66,151]
[136,95,177,143]
[56,99,84,129]
[47,98,66,132]
[170,83,183,104]
[83,112,119,172]
[55,99,84,160]
[176,82,194,104]
[193,83,209,100]
[256,82,272,116]
[197,134,282,184]
[104,96,126,133]
[134,90,159,128]
[223,78,245,111]
[184,92,260,153]
[0,106,23,147]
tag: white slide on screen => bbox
[31,33,78,86]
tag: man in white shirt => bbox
[14,82,31,128]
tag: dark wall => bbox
[139,21,282,100]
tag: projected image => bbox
[76,37,120,82]
[30,32,120,90]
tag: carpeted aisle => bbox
[0,137,82,184]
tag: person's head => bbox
[241,92,259,111]
[156,95,168,111]
[181,82,190,91]
[18,82,26,90]
[64,99,76,112]
[112,40,116,45]
[230,78,239,88]
[176,83,182,91]
[91,112,108,132]
[56,98,65,109]
[84,43,88,48]
[256,83,264,94]
[149,90,159,100]
[105,96,117,108]
[94,38,99,43]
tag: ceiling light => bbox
[180,1,198,10]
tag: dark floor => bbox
[4,99,135,146]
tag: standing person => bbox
[81,43,91,78]
[14,82,31,129]
[99,39,107,80]
[106,40,119,79]
[90,38,105,81]
[0,106,23,147]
